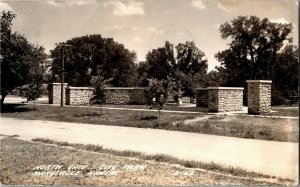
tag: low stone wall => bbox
[48,83,68,105]
[66,87,94,105]
[51,85,149,106]
[247,80,272,114]
[104,87,148,105]
[195,88,208,107]
[208,87,244,112]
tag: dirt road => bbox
[0,117,298,180]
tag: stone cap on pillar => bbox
[207,87,244,90]
[246,80,272,83]
[66,87,95,90]
[104,87,147,90]
[49,83,68,85]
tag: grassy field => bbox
[186,115,298,142]
[1,104,298,142]
[0,136,293,186]
[269,107,299,117]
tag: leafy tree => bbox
[50,35,136,87]
[202,66,228,87]
[146,79,169,119]
[0,11,46,105]
[90,74,112,114]
[273,44,299,105]
[215,16,297,104]
[144,42,174,80]
[17,82,41,109]
[143,41,208,102]
[124,63,141,87]
[135,61,152,87]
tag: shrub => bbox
[258,127,274,140]
[140,115,158,121]
[244,127,255,139]
[85,144,103,152]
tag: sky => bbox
[1,0,299,71]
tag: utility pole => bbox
[61,48,65,107]
[57,43,71,107]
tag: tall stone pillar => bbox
[246,80,272,114]
[48,83,68,105]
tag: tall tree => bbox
[215,16,293,83]
[0,11,46,105]
[50,35,137,87]
[143,41,208,101]
[273,44,299,104]
[215,16,297,104]
[202,67,228,87]
[144,42,174,80]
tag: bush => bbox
[140,115,158,121]
[153,120,169,129]
[85,144,103,152]
[244,127,255,139]
[258,127,273,140]
[39,84,48,95]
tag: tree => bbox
[144,42,174,80]
[143,41,208,102]
[50,35,136,87]
[202,66,228,87]
[215,16,297,104]
[90,74,112,114]
[0,11,46,105]
[17,83,41,109]
[273,44,299,105]
[135,61,151,86]
[146,79,169,119]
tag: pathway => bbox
[0,117,298,180]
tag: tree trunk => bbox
[158,109,161,119]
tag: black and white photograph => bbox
[0,0,299,186]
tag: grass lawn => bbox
[270,107,299,117]
[0,136,293,186]
[1,104,298,142]
[101,103,209,113]
[187,115,298,142]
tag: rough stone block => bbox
[207,87,244,112]
[247,80,272,115]
[48,83,68,105]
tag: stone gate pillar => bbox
[48,83,68,105]
[246,80,272,115]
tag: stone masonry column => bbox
[48,83,68,105]
[246,80,272,115]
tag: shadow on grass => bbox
[1,104,33,113]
